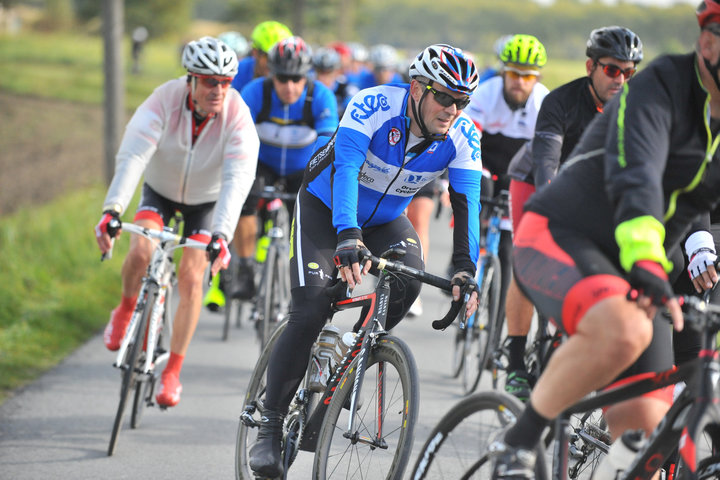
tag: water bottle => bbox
[593,429,644,479]
[308,325,342,392]
[255,234,270,263]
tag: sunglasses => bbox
[595,60,636,79]
[276,74,305,84]
[424,84,471,110]
[194,75,233,88]
[503,67,539,81]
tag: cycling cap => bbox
[500,34,547,68]
[409,44,479,95]
[313,47,341,72]
[697,0,720,28]
[268,36,313,76]
[369,44,398,69]
[218,31,249,58]
[250,20,292,53]
[348,42,369,62]
[493,35,514,59]
[182,36,238,76]
[586,26,643,63]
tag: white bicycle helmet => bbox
[369,44,398,69]
[409,44,479,95]
[182,36,238,77]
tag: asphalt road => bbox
[0,212,491,479]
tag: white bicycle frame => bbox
[109,223,207,374]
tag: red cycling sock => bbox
[120,295,138,311]
[164,352,185,377]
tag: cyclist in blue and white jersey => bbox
[465,34,549,343]
[352,43,405,90]
[248,44,483,479]
[228,36,339,300]
[229,20,292,93]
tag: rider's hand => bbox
[685,230,718,292]
[207,233,231,277]
[94,210,121,254]
[333,230,371,288]
[628,260,683,330]
[451,271,478,319]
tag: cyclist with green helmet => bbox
[229,20,292,93]
[205,20,293,311]
[464,34,549,342]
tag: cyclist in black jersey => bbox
[491,3,720,478]
[502,26,643,403]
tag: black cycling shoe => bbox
[505,370,534,403]
[232,261,256,300]
[249,410,285,478]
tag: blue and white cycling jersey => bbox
[241,77,339,176]
[230,56,256,93]
[306,83,483,269]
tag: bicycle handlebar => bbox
[323,251,474,331]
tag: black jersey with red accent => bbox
[525,53,720,266]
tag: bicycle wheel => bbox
[312,335,419,480]
[462,254,502,395]
[258,245,279,349]
[235,319,289,480]
[108,285,154,456]
[410,390,547,480]
[450,323,466,378]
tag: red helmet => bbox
[697,0,720,28]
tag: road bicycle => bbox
[234,248,474,479]
[102,214,208,456]
[411,290,720,479]
[222,184,295,349]
[450,192,507,395]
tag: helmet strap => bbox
[410,87,447,142]
[586,67,606,110]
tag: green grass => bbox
[0,185,138,404]
[0,31,185,108]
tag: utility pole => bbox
[102,0,124,186]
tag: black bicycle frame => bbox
[550,325,719,480]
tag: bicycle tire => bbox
[462,254,502,395]
[450,323,466,378]
[259,244,279,349]
[108,285,154,456]
[235,319,289,480]
[312,335,420,480]
[409,390,547,480]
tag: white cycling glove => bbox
[685,230,717,280]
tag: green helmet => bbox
[500,34,547,68]
[251,21,292,54]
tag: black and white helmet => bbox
[268,36,313,76]
[409,44,479,95]
[182,36,238,76]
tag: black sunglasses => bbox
[424,84,471,110]
[276,74,305,84]
[595,60,636,79]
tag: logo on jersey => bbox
[365,159,391,174]
[350,93,390,124]
[454,117,482,161]
[403,173,427,184]
[388,127,401,146]
[426,142,439,154]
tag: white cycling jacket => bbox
[102,77,259,240]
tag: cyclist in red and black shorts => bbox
[502,26,643,402]
[491,2,720,478]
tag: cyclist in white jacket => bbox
[94,36,259,407]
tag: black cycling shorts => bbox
[240,163,305,217]
[135,183,214,240]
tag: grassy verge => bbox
[0,185,136,405]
